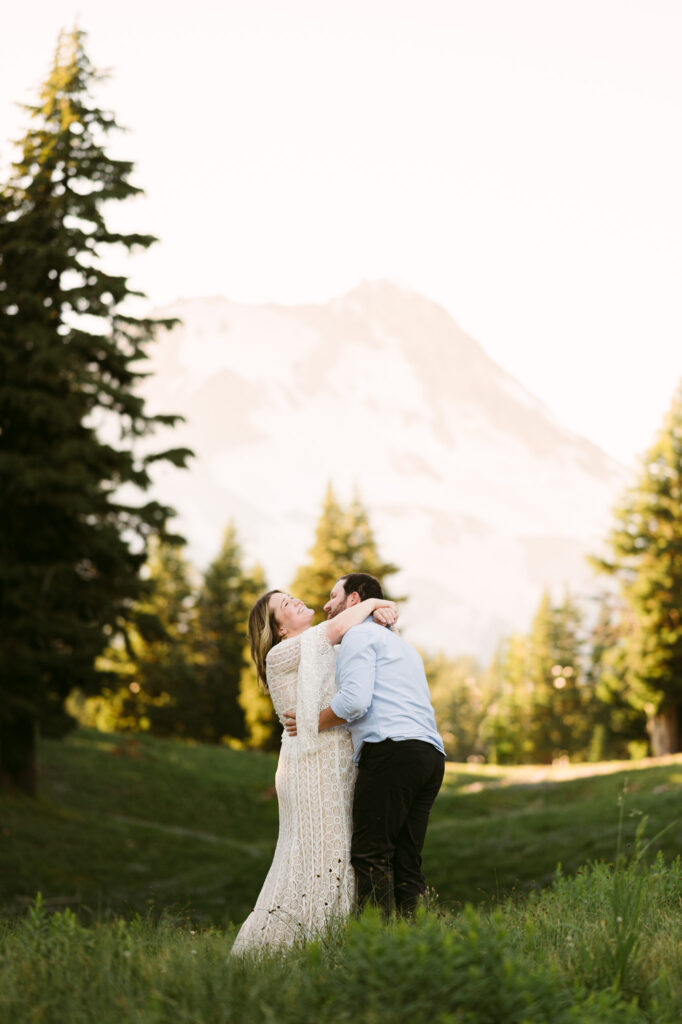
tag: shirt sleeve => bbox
[330,626,380,723]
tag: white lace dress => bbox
[231,622,356,954]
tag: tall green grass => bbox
[2,852,680,1023]
[3,731,682,1022]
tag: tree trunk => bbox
[646,706,680,757]
[0,714,38,795]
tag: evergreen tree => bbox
[72,538,201,739]
[524,591,559,763]
[344,492,400,584]
[290,484,399,620]
[594,385,682,754]
[194,524,262,742]
[71,535,277,746]
[235,562,281,751]
[424,653,488,761]
[582,593,648,761]
[0,29,191,792]
[289,485,348,620]
[525,591,586,763]
[480,634,533,764]
[121,539,199,737]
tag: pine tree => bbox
[77,535,277,745]
[0,29,191,792]
[423,652,487,761]
[480,634,533,764]
[194,524,262,742]
[121,539,199,738]
[582,593,647,761]
[594,383,682,754]
[289,485,348,620]
[344,492,401,584]
[234,561,280,750]
[65,541,197,737]
[290,484,400,620]
[524,592,559,763]
[525,591,586,763]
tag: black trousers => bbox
[351,738,445,916]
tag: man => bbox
[284,572,445,916]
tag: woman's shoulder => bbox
[266,635,301,669]
[267,623,332,663]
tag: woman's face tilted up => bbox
[268,592,314,640]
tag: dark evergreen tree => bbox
[0,29,191,792]
[594,383,682,754]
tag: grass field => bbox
[1,852,681,1023]
[1,729,682,926]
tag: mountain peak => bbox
[146,283,626,656]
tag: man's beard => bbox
[327,598,349,619]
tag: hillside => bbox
[2,731,681,925]
[141,281,627,658]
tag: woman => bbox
[230,589,397,954]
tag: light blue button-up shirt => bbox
[330,619,445,765]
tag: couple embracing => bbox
[231,573,445,955]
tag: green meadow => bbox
[2,730,682,1022]
[2,729,681,923]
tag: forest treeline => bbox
[429,380,682,765]
[66,485,400,754]
[2,29,682,795]
[64,451,679,771]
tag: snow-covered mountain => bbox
[142,281,627,658]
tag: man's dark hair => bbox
[340,573,383,601]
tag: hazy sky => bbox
[2,0,680,466]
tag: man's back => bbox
[330,620,444,765]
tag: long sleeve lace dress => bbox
[231,622,356,954]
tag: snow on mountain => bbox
[141,281,627,658]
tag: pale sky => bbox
[2,0,680,466]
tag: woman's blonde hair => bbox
[248,589,284,690]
